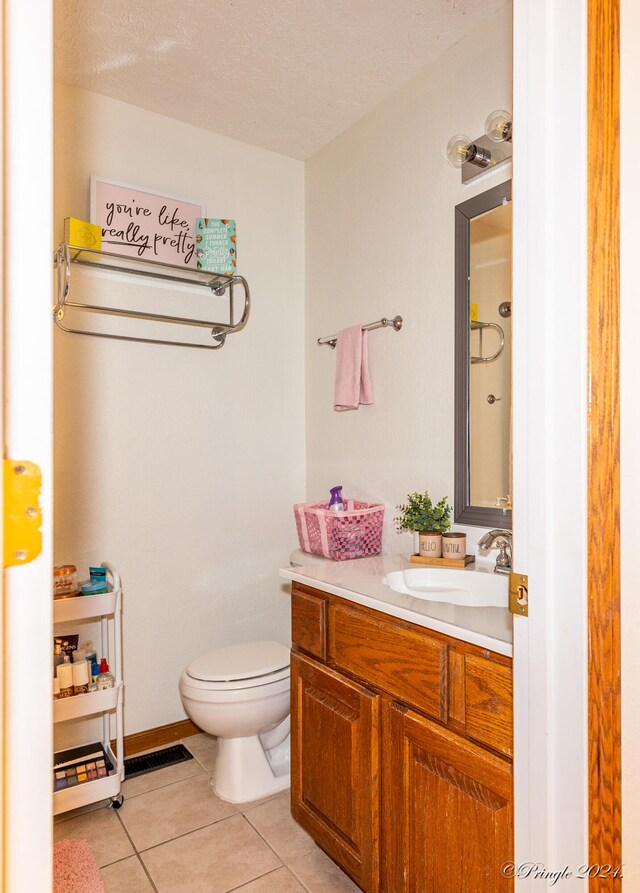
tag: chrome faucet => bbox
[478,529,512,575]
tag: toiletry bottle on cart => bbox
[328,486,345,512]
[72,661,89,695]
[57,656,73,698]
[96,658,115,690]
[53,640,64,674]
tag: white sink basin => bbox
[383,567,508,608]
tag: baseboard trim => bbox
[114,719,201,758]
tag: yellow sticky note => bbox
[65,217,102,250]
[470,303,479,322]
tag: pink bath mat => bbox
[53,839,106,893]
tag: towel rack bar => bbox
[318,315,403,349]
[53,319,232,351]
[67,244,233,291]
[470,319,505,364]
[71,257,229,292]
[64,300,233,330]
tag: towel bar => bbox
[317,315,403,349]
[470,319,505,364]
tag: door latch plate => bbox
[4,459,42,567]
[509,572,528,616]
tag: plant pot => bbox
[418,531,442,559]
[442,531,467,560]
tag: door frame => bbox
[512,0,590,884]
[3,1,54,890]
[586,0,621,881]
[513,0,621,886]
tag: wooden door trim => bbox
[587,0,621,881]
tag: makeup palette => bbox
[54,759,108,791]
[53,742,113,792]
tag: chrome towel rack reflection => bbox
[317,315,403,349]
[470,320,505,364]
[53,243,250,350]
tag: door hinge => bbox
[509,572,528,616]
[4,459,42,567]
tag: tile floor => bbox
[54,734,360,893]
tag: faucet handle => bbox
[495,539,512,572]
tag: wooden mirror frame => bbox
[454,179,512,528]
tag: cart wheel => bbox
[109,794,124,809]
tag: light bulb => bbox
[485,110,512,143]
[446,135,473,168]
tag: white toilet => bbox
[179,550,328,803]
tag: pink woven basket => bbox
[294,499,384,561]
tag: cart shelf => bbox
[53,743,122,816]
[53,682,122,724]
[53,589,118,623]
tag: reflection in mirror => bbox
[455,181,512,528]
[469,202,512,508]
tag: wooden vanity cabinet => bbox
[290,653,380,892]
[290,583,514,893]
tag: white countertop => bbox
[280,553,513,657]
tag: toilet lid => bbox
[186,641,290,683]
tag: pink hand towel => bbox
[334,325,374,411]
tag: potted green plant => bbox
[394,491,452,558]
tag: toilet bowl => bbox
[179,551,329,804]
[180,640,292,803]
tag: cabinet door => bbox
[383,702,513,893]
[291,652,380,893]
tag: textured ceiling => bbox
[54,0,510,160]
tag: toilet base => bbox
[212,731,290,804]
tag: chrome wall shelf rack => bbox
[54,243,251,350]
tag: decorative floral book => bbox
[195,218,237,276]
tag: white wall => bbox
[53,84,305,736]
[304,5,512,551]
[621,1,640,883]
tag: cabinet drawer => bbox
[328,602,448,723]
[292,586,327,661]
[464,654,513,758]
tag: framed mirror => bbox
[454,181,512,528]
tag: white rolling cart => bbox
[53,562,124,814]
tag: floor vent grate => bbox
[124,743,194,779]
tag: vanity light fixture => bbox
[446,135,493,170]
[446,110,513,183]
[485,109,513,143]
